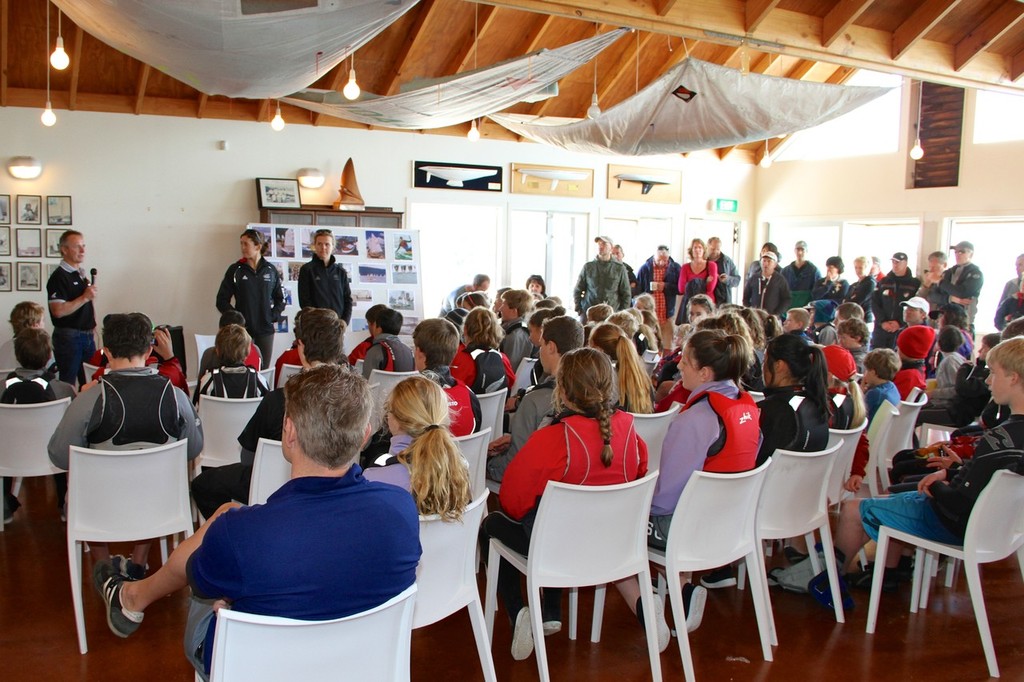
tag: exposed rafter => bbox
[257,98,271,123]
[892,0,961,61]
[68,24,83,110]
[442,4,499,75]
[746,0,781,34]
[382,0,438,96]
[196,93,208,118]
[952,1,1024,72]
[0,0,8,107]
[313,64,349,126]
[134,64,150,115]
[655,0,680,18]
[822,0,875,49]
[597,31,654,102]
[1012,49,1024,82]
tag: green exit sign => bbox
[713,198,738,213]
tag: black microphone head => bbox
[90,268,97,277]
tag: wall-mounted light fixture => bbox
[8,156,43,180]
[297,168,325,189]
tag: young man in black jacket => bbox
[297,229,353,325]
[870,252,920,350]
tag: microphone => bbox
[90,268,98,286]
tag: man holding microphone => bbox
[46,229,97,386]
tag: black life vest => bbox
[87,372,183,449]
[1,371,58,404]
[469,348,507,394]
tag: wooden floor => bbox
[3,476,1023,681]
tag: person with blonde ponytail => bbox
[364,375,471,521]
[588,322,654,414]
[821,345,867,430]
[481,347,647,661]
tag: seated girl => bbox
[449,307,516,394]
[588,322,654,414]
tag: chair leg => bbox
[527,580,550,682]
[667,571,696,682]
[917,550,932,612]
[963,560,1000,678]
[944,557,958,588]
[737,558,747,591]
[865,530,891,634]
[744,551,775,657]
[466,597,499,682]
[568,587,578,641]
[590,584,606,643]
[818,523,845,623]
[806,532,821,575]
[637,569,663,682]
[484,542,500,644]
[68,538,88,654]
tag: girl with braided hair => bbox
[363,375,471,521]
[481,347,648,661]
[588,321,654,414]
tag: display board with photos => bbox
[246,223,423,345]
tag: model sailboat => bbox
[334,158,365,211]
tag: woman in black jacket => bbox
[215,229,285,367]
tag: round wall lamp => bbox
[297,168,325,189]
[7,156,43,180]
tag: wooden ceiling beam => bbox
[597,30,654,102]
[529,22,606,118]
[655,0,680,17]
[68,24,83,110]
[892,0,960,60]
[382,0,438,96]
[1012,49,1024,82]
[0,0,8,107]
[311,64,349,126]
[746,0,781,33]
[953,1,1024,71]
[786,59,815,81]
[822,0,875,48]
[825,65,857,85]
[257,99,271,122]
[443,5,499,75]
[133,64,150,115]
[522,14,556,53]
[196,93,208,118]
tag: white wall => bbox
[0,107,754,374]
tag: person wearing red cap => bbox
[821,345,867,430]
[894,325,936,399]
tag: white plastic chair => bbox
[277,363,303,388]
[918,422,953,445]
[475,388,507,440]
[630,403,681,473]
[512,357,537,393]
[0,398,71,529]
[826,422,868,507]
[485,474,662,682]
[197,396,263,469]
[864,403,899,497]
[887,393,928,455]
[415,493,496,682]
[866,469,1024,678]
[208,583,417,682]
[66,439,194,654]
[81,362,100,383]
[748,391,765,403]
[367,369,419,405]
[453,427,492,499]
[248,438,289,505]
[195,334,216,374]
[258,367,274,390]
[648,461,773,682]
[642,349,660,364]
[738,442,846,629]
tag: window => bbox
[973,90,1024,144]
[949,218,1024,333]
[770,219,921,279]
[768,223,840,269]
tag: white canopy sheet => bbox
[282,28,629,130]
[53,0,418,99]
[490,58,892,156]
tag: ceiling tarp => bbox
[53,0,419,99]
[282,27,629,130]
[490,58,892,156]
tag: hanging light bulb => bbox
[909,80,925,161]
[759,139,772,168]
[41,101,57,127]
[270,103,285,131]
[467,119,480,142]
[586,93,601,120]
[909,139,924,160]
[342,68,360,100]
[50,9,69,70]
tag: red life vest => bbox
[443,382,477,437]
[682,390,760,473]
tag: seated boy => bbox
[194,324,269,404]
[893,325,935,399]
[844,348,901,494]
[197,310,262,383]
[931,326,967,402]
[499,289,535,375]
[411,319,481,437]
[837,317,869,373]
[361,305,414,379]
[809,300,839,346]
[782,307,812,342]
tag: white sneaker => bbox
[685,585,707,633]
[511,607,534,661]
[542,620,562,636]
[653,599,671,652]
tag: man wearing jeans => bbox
[46,230,97,386]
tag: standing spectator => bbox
[917,251,949,313]
[215,229,285,368]
[636,245,682,347]
[676,238,719,322]
[746,242,780,282]
[524,275,546,299]
[707,236,741,304]
[844,256,876,322]
[612,244,638,298]
[999,253,1024,305]
[870,252,920,350]
[46,230,97,385]
[781,241,821,309]
[573,236,631,318]
[297,229,353,325]
[922,241,984,332]
[439,274,490,317]
[742,251,791,317]
[996,277,1024,331]
[811,257,849,304]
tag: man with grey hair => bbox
[636,245,682,341]
[573,236,631,318]
[917,250,949,313]
[922,241,984,332]
[93,364,421,681]
[611,243,638,297]
[439,274,490,317]
[1000,253,1024,306]
[707,236,741,304]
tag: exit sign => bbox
[713,198,738,213]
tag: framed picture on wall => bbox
[45,229,64,258]
[16,228,41,257]
[0,195,10,224]
[0,226,9,256]
[255,178,301,209]
[16,195,42,224]
[46,195,72,225]
[17,261,41,291]
[0,262,11,292]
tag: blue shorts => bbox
[859,492,962,546]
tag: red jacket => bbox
[86,350,188,394]
[274,347,301,388]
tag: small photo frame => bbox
[45,229,64,258]
[0,262,11,292]
[0,195,10,224]
[16,228,42,257]
[0,226,9,256]
[16,195,42,224]
[46,195,73,225]
[256,178,301,209]
[16,261,41,291]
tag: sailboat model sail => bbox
[334,159,365,211]
[490,58,891,156]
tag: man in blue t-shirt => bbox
[93,364,421,679]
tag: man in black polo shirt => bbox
[46,230,97,385]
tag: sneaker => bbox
[682,584,707,633]
[700,566,736,589]
[848,564,900,593]
[783,545,809,563]
[93,557,125,597]
[511,607,534,661]
[542,620,562,636]
[112,556,148,581]
[96,562,144,638]
[634,596,671,652]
